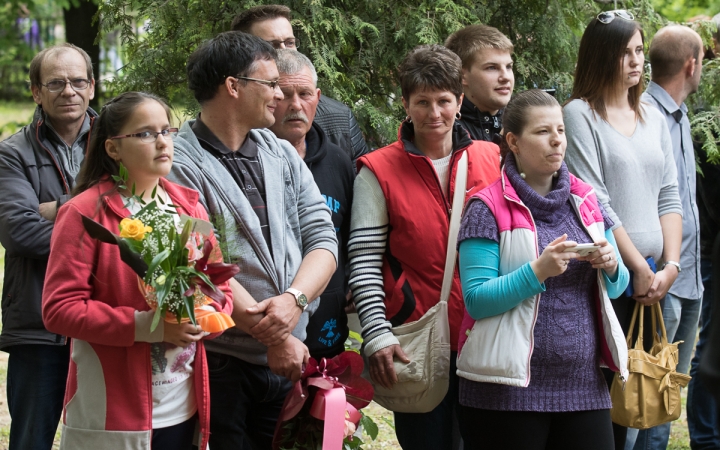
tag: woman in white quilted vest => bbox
[455,89,629,450]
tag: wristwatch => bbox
[662,261,682,273]
[285,288,308,312]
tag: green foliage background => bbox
[4,0,720,154]
[97,0,671,147]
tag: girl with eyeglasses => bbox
[41,92,233,450]
[563,12,683,450]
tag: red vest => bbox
[358,129,501,350]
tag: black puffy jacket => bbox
[457,96,503,143]
[314,96,369,166]
[0,106,95,349]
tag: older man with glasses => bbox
[0,43,96,450]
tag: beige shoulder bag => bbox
[370,151,468,413]
[610,302,691,429]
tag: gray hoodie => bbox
[169,122,338,365]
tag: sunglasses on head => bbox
[597,10,635,24]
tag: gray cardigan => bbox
[564,99,682,261]
[169,122,338,365]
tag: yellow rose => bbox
[119,218,152,241]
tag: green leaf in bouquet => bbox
[179,218,193,252]
[183,293,197,326]
[157,192,166,205]
[343,436,364,450]
[151,184,157,199]
[150,303,164,332]
[131,183,136,196]
[359,413,379,440]
[118,163,128,182]
[154,272,175,309]
[145,249,171,284]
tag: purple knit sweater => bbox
[458,154,613,412]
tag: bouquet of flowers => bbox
[272,348,378,450]
[80,166,237,333]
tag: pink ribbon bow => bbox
[272,351,374,450]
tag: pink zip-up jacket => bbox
[456,168,628,387]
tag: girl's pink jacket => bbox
[42,178,233,450]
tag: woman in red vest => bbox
[348,44,501,449]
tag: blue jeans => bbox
[206,351,291,450]
[6,343,69,450]
[394,352,461,450]
[687,259,720,449]
[631,291,703,450]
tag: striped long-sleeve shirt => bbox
[348,158,450,356]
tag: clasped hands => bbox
[246,292,308,382]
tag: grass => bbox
[0,101,35,140]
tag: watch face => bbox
[297,294,308,307]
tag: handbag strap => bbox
[439,151,468,304]
[653,302,669,345]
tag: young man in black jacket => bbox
[445,25,514,143]
[270,49,354,359]
[0,43,96,450]
[232,4,369,165]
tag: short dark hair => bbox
[231,4,292,33]
[649,26,702,82]
[569,16,645,122]
[186,31,276,104]
[500,89,559,165]
[29,43,93,88]
[74,92,172,196]
[444,24,514,69]
[398,44,463,101]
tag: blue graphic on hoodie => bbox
[318,318,341,347]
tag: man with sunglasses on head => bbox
[169,31,337,449]
[0,43,96,450]
[232,4,370,166]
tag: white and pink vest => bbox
[456,169,629,387]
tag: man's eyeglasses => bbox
[597,10,635,24]
[267,38,300,49]
[110,128,179,143]
[233,76,281,90]
[40,78,92,93]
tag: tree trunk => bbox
[63,0,100,109]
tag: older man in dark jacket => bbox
[231,4,369,165]
[0,43,95,450]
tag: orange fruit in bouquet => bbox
[137,278,235,333]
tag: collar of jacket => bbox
[33,105,98,147]
[397,120,473,155]
[98,177,199,219]
[460,97,503,125]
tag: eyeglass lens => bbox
[140,129,178,143]
[44,79,90,92]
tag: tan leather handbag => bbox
[367,152,467,413]
[610,302,691,429]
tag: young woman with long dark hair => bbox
[42,92,233,450]
[563,12,683,449]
